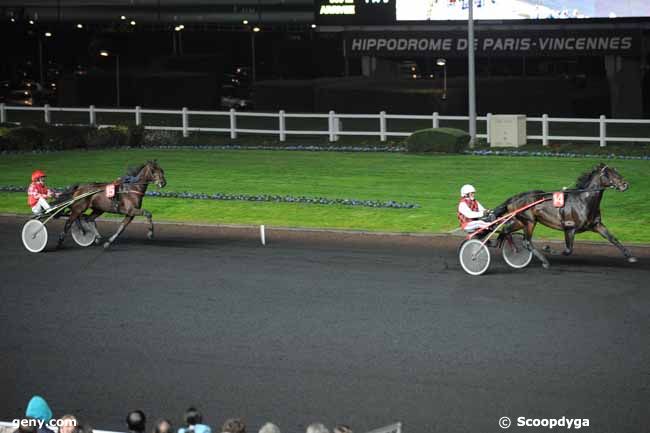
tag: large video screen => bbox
[396,0,650,20]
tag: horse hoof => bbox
[628,256,638,263]
[542,262,551,269]
[543,245,552,252]
[103,242,111,249]
[147,231,154,240]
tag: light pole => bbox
[468,0,477,147]
[251,26,260,82]
[437,58,447,100]
[100,50,120,107]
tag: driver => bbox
[457,184,493,232]
[28,170,58,215]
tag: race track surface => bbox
[1,216,649,433]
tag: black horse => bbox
[493,163,636,268]
[56,160,167,249]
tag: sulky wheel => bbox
[459,239,491,276]
[22,219,48,253]
[71,217,97,247]
[501,233,533,269]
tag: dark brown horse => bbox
[57,160,166,249]
[493,163,636,268]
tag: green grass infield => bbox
[1,149,648,242]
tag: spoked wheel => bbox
[459,239,491,276]
[22,219,48,253]
[502,233,533,269]
[71,217,97,247]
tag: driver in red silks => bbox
[28,170,58,215]
[457,184,492,232]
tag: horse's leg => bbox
[88,209,104,244]
[593,222,637,263]
[562,229,576,256]
[58,209,82,248]
[103,215,135,249]
[522,221,550,269]
[125,208,154,239]
[142,209,154,240]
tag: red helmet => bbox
[31,170,46,182]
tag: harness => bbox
[109,173,153,211]
[520,187,606,229]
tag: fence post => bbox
[0,103,5,124]
[486,113,492,144]
[599,115,606,147]
[181,107,189,138]
[542,114,549,146]
[44,104,51,124]
[432,112,439,129]
[379,111,387,142]
[229,108,237,140]
[89,105,96,126]
[135,106,142,126]
[328,110,337,142]
[279,110,286,142]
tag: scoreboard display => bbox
[316,0,396,25]
[316,0,650,25]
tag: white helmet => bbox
[460,184,476,197]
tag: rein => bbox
[115,165,161,195]
[527,187,606,199]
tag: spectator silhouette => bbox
[178,408,211,433]
[154,420,172,433]
[258,423,280,433]
[221,419,245,433]
[305,424,329,433]
[25,396,54,433]
[59,415,77,433]
[126,411,146,433]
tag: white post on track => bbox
[260,225,266,246]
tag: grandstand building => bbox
[1,0,648,116]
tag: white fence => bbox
[2,103,650,147]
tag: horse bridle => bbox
[117,164,162,195]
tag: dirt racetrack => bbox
[1,215,649,433]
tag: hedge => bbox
[0,124,145,152]
[404,127,470,153]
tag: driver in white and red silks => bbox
[457,184,492,232]
[28,170,58,215]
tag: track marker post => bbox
[260,225,266,246]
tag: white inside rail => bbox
[1,104,648,146]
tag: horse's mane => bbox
[575,163,606,189]
[125,163,145,177]
[125,160,157,177]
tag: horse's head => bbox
[143,160,167,188]
[597,164,629,192]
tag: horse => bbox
[492,163,636,268]
[56,160,167,249]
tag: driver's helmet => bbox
[460,184,476,197]
[31,170,46,182]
